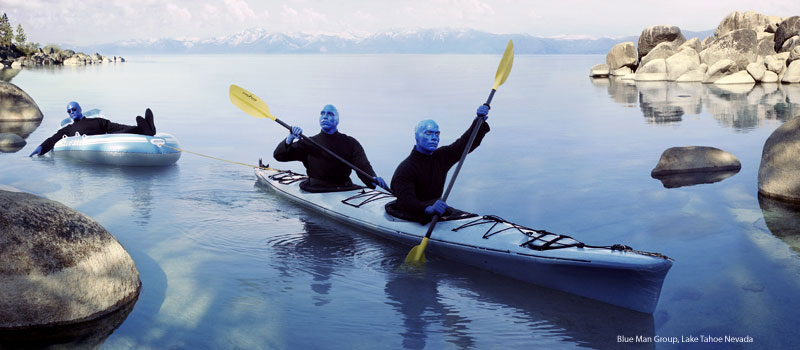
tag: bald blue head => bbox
[319,104,339,134]
[67,101,83,120]
[414,119,440,155]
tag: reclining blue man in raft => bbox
[273,104,389,192]
[29,101,158,157]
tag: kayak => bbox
[255,168,673,314]
[53,133,181,166]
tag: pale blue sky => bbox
[1,0,799,45]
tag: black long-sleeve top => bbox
[273,131,378,188]
[37,117,141,155]
[390,118,490,222]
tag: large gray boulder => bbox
[765,54,787,74]
[789,46,800,65]
[703,59,738,83]
[651,146,741,176]
[0,81,44,123]
[634,58,668,81]
[775,16,800,52]
[715,70,756,85]
[640,42,675,68]
[715,11,776,38]
[747,62,767,81]
[700,28,758,70]
[606,42,638,71]
[638,25,686,60]
[781,35,800,53]
[758,114,800,202]
[678,37,703,53]
[756,33,778,56]
[783,60,800,83]
[666,47,701,81]
[590,63,610,77]
[0,190,140,330]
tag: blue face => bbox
[319,105,339,134]
[67,101,83,120]
[415,120,440,155]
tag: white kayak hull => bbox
[255,168,672,313]
[53,133,181,166]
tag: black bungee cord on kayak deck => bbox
[342,189,394,208]
[452,215,672,259]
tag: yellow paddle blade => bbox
[405,237,428,264]
[229,84,276,121]
[492,40,514,90]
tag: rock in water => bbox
[700,28,757,70]
[0,190,140,332]
[651,146,741,176]
[638,25,686,60]
[775,16,800,52]
[0,132,26,153]
[0,81,44,122]
[758,114,800,202]
[606,42,638,71]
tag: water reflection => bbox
[758,194,800,254]
[388,263,655,349]
[652,169,740,188]
[593,78,800,130]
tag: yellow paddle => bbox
[229,84,382,183]
[405,40,514,265]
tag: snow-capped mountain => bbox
[78,28,713,55]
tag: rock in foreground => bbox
[0,190,140,331]
[651,146,742,176]
[758,115,800,202]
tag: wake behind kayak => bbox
[255,167,672,314]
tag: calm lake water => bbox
[2,54,800,349]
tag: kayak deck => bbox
[255,168,672,313]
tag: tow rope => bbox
[162,145,275,170]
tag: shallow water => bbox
[2,55,800,349]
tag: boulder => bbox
[715,70,756,85]
[676,69,704,82]
[638,25,686,59]
[703,59,738,83]
[715,11,775,38]
[702,36,714,48]
[678,37,702,53]
[0,81,44,123]
[640,42,675,68]
[762,70,779,83]
[634,58,668,81]
[789,46,800,65]
[775,16,800,52]
[651,146,741,176]
[63,56,85,65]
[0,190,141,330]
[700,28,758,70]
[666,47,701,81]
[611,66,633,76]
[118,57,126,62]
[653,170,739,189]
[782,60,800,83]
[756,33,778,56]
[765,54,787,74]
[0,132,25,152]
[590,64,610,77]
[746,62,767,81]
[606,42,638,70]
[758,114,800,202]
[781,35,800,52]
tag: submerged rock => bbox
[758,194,800,254]
[0,132,25,153]
[0,190,140,331]
[651,146,741,176]
[653,169,739,188]
[758,114,800,202]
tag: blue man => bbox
[273,104,388,191]
[30,101,156,157]
[389,104,490,223]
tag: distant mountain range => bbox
[76,28,715,55]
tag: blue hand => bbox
[424,200,448,216]
[286,126,303,144]
[29,145,42,157]
[477,104,490,120]
[372,176,389,191]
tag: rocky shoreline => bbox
[591,11,800,85]
[1,47,124,69]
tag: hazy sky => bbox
[2,0,799,45]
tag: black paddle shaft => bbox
[274,117,377,181]
[422,89,497,238]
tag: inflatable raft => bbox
[255,167,673,314]
[53,132,181,166]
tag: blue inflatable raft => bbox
[53,133,181,166]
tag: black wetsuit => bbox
[37,117,148,155]
[273,131,378,188]
[390,118,490,223]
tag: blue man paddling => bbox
[29,101,157,157]
[389,104,490,224]
[273,104,388,191]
